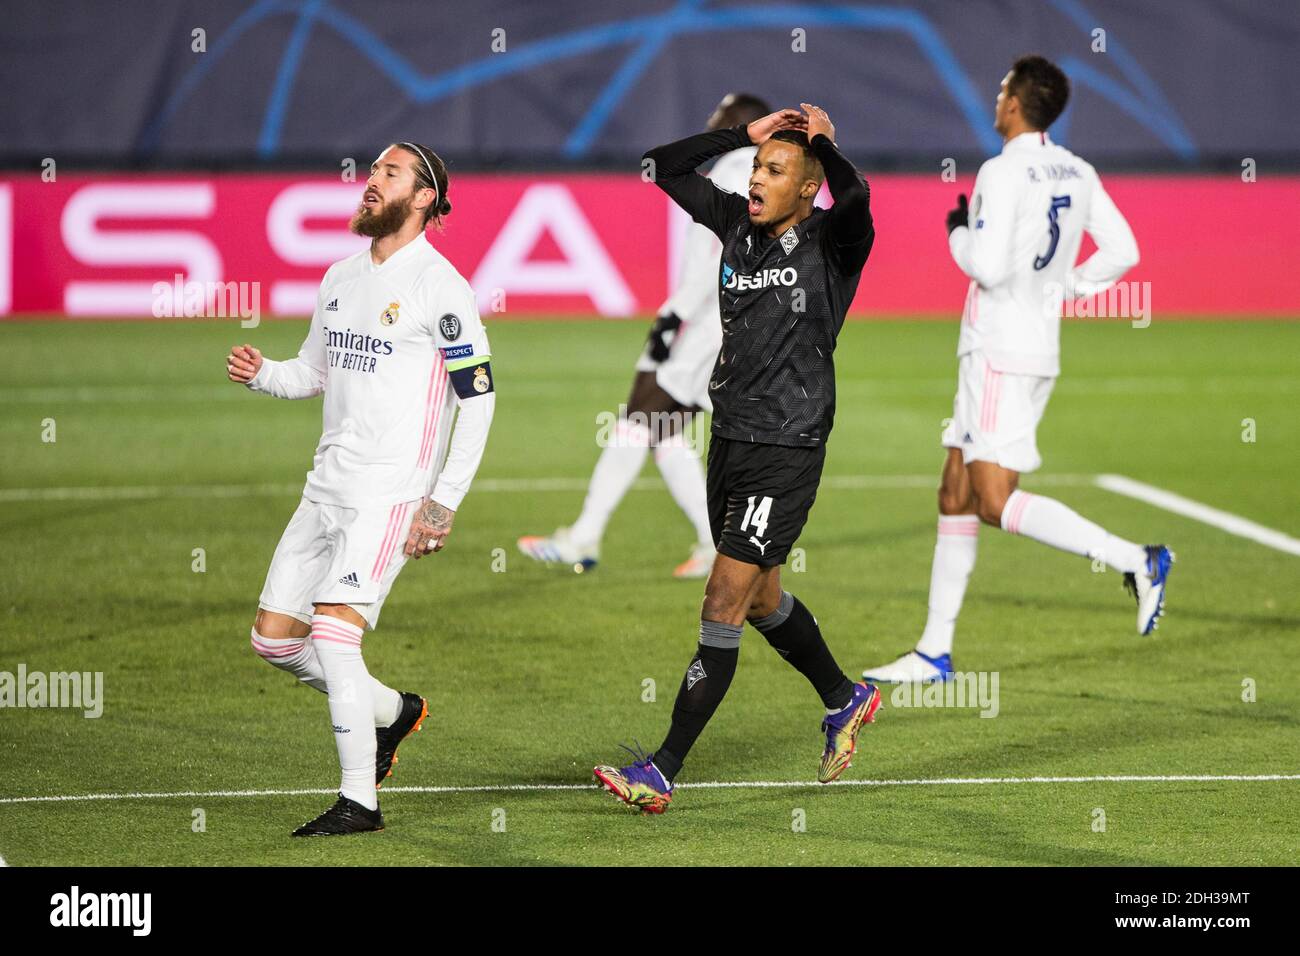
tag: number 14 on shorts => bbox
[741,495,774,539]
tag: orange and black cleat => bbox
[376,692,428,787]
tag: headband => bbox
[398,142,439,205]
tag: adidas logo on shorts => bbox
[339,571,360,588]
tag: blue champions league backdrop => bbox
[2,0,1296,168]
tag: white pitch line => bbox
[1,774,1296,805]
[1096,474,1300,556]
[0,473,1095,504]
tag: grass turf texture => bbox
[1,317,1297,866]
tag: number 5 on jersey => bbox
[1034,194,1072,271]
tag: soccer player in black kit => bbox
[594,105,879,813]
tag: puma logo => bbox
[749,536,769,556]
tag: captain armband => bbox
[445,352,494,398]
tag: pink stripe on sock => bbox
[310,633,361,647]
[1006,492,1035,534]
[251,638,305,658]
[312,619,364,645]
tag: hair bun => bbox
[438,197,452,216]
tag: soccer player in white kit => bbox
[226,142,495,835]
[862,57,1174,685]
[516,93,768,578]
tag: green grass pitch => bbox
[1,316,1297,866]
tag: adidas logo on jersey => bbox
[339,571,360,588]
[325,298,339,311]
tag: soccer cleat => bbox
[593,758,674,814]
[375,691,428,787]
[818,682,882,784]
[1124,545,1175,636]
[862,650,954,684]
[291,793,384,837]
[516,526,599,573]
[673,543,716,579]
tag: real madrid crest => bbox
[472,366,490,393]
[380,301,400,326]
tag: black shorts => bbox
[707,437,826,567]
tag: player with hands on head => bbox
[517,93,770,579]
[594,101,879,813]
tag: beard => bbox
[349,192,414,239]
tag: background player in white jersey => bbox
[516,93,769,578]
[862,57,1174,685]
[225,142,495,835]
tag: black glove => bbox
[646,312,682,362]
[945,193,969,235]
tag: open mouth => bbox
[362,191,381,208]
[748,189,764,217]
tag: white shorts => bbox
[634,318,721,412]
[258,496,422,630]
[941,351,1055,474]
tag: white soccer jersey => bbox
[661,146,756,323]
[248,234,494,511]
[949,130,1139,376]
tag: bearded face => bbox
[349,187,416,239]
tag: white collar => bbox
[1003,130,1053,153]
[366,232,429,272]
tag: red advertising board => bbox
[3,173,1297,318]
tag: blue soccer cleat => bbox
[818,682,882,783]
[1125,544,1175,635]
[862,650,954,684]
[516,526,598,573]
[593,755,674,814]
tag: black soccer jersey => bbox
[644,125,874,446]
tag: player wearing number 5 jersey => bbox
[226,143,495,836]
[862,57,1174,687]
[594,104,880,813]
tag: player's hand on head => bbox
[405,499,456,559]
[800,104,834,143]
[747,108,807,145]
[227,344,263,383]
[945,193,970,235]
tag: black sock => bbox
[751,592,853,710]
[654,621,741,782]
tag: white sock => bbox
[250,627,402,727]
[311,615,378,811]
[1001,490,1147,574]
[569,419,651,545]
[251,630,327,692]
[915,515,979,658]
[654,433,712,547]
